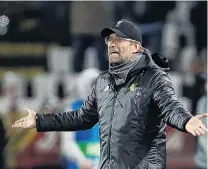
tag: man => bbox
[12,19,208,169]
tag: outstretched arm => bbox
[152,72,208,136]
[12,83,98,132]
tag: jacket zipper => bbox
[107,91,118,161]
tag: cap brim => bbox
[101,28,129,38]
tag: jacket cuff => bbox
[36,113,41,132]
[36,113,51,132]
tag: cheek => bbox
[118,45,126,54]
[119,43,132,54]
[120,47,131,56]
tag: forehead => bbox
[109,33,119,38]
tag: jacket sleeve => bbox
[152,71,193,132]
[36,83,98,132]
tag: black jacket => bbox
[36,50,193,169]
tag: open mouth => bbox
[110,51,119,55]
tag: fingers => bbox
[12,110,27,128]
[25,108,36,115]
[14,118,24,124]
[12,108,36,129]
[12,117,26,128]
[12,120,24,128]
[195,128,206,136]
[198,113,208,119]
[188,122,208,136]
[194,129,201,136]
[193,123,207,136]
[25,108,32,114]
[12,123,21,128]
[189,130,196,136]
[199,122,208,132]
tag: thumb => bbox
[25,108,36,115]
[197,113,208,119]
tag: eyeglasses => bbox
[105,36,139,45]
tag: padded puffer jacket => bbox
[36,50,192,169]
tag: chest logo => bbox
[130,83,136,92]
[104,85,110,92]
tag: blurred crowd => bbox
[0,1,207,169]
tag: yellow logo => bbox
[130,83,136,92]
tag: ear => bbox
[132,42,142,53]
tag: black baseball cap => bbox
[101,19,142,44]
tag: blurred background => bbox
[0,1,207,169]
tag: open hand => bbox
[12,108,36,129]
[185,113,208,136]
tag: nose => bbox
[109,40,116,48]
